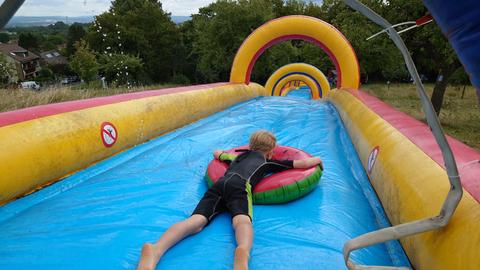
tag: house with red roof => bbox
[0,43,41,83]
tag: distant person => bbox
[136,130,323,270]
[327,69,337,88]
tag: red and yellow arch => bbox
[277,74,319,98]
[230,15,360,89]
[265,63,331,99]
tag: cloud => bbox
[161,0,216,16]
[15,0,110,16]
[14,0,215,17]
[14,0,324,17]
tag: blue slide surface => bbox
[0,91,410,269]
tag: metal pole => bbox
[0,0,25,29]
[366,21,415,40]
[341,1,463,269]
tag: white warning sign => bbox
[101,122,118,147]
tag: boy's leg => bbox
[232,214,253,270]
[138,180,225,270]
[226,181,254,270]
[137,214,208,270]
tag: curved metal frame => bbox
[0,1,463,269]
[342,1,463,269]
[0,0,25,29]
[366,21,415,40]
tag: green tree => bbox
[449,68,469,86]
[186,0,378,84]
[49,21,69,34]
[69,40,99,83]
[36,67,55,83]
[40,34,67,52]
[178,20,199,82]
[18,32,40,52]
[252,41,301,84]
[0,54,14,85]
[98,53,144,85]
[321,0,462,114]
[40,41,56,51]
[319,0,403,82]
[87,0,180,83]
[66,23,86,56]
[408,22,462,115]
[366,0,462,114]
[0,33,10,43]
[47,34,66,46]
[48,63,72,77]
[297,43,333,75]
[189,0,275,82]
[7,22,72,53]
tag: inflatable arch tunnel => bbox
[1,15,479,270]
[265,63,331,99]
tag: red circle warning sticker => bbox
[101,122,118,148]
[367,146,380,174]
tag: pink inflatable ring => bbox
[205,145,322,204]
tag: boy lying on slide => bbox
[137,130,323,270]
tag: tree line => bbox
[5,0,472,114]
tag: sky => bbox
[14,0,217,17]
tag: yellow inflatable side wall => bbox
[329,90,480,270]
[0,83,266,205]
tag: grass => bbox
[362,83,480,151]
[0,83,181,113]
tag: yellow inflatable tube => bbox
[230,15,360,89]
[330,89,480,270]
[0,83,266,205]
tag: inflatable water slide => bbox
[1,10,479,270]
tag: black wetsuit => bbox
[193,150,294,223]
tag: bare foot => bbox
[234,247,250,270]
[137,243,159,270]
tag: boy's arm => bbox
[213,150,223,160]
[293,157,323,170]
[213,150,237,162]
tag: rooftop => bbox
[0,43,39,63]
[40,49,68,65]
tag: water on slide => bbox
[0,87,410,269]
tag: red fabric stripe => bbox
[416,14,434,26]
[349,89,480,203]
[0,83,228,128]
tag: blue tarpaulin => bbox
[0,93,410,269]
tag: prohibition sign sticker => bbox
[367,146,380,174]
[101,122,118,147]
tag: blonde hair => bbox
[249,130,276,154]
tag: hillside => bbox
[5,15,191,27]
